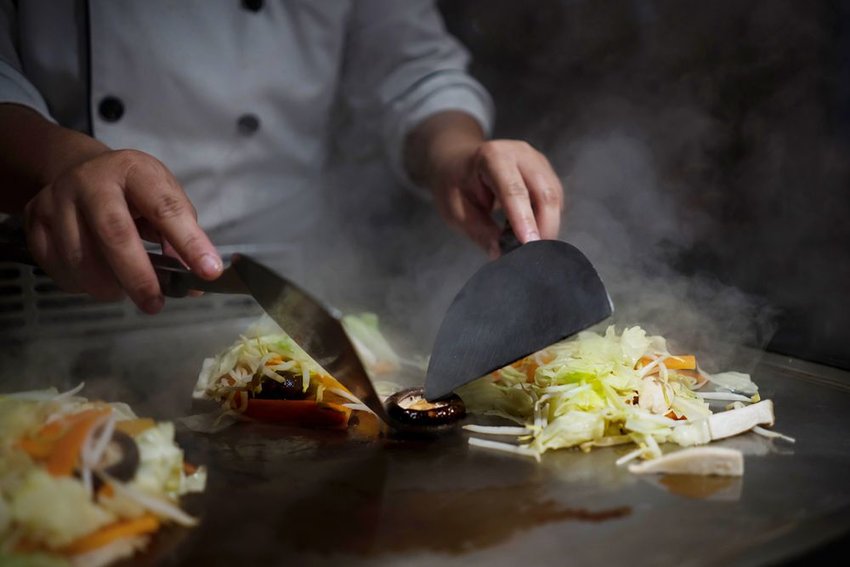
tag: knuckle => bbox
[503,181,527,198]
[64,247,85,270]
[98,211,134,244]
[110,148,144,168]
[478,143,499,161]
[152,193,187,222]
[539,186,561,206]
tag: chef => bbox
[0,0,564,314]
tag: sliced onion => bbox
[462,425,531,436]
[99,473,198,527]
[468,437,541,461]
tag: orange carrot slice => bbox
[62,514,160,555]
[45,407,112,477]
[639,355,696,371]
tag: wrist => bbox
[404,111,485,191]
[0,104,109,212]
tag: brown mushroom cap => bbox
[385,387,466,435]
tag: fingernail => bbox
[143,295,164,314]
[200,253,222,278]
[526,230,541,242]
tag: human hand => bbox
[24,149,222,313]
[431,139,564,258]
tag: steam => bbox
[553,121,776,373]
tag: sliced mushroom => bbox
[255,370,306,400]
[99,430,140,482]
[385,387,466,436]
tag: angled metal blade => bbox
[424,240,613,401]
[231,253,391,423]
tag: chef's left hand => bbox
[405,112,564,258]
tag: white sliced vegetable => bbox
[628,447,744,476]
[708,399,774,440]
[468,437,541,461]
[462,425,532,436]
[752,425,796,443]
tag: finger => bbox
[48,205,85,293]
[445,186,501,258]
[479,154,540,243]
[24,197,81,293]
[28,219,82,292]
[75,219,125,302]
[124,161,222,280]
[521,162,564,240]
[79,189,164,314]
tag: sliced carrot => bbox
[243,399,351,429]
[62,514,160,555]
[18,418,69,459]
[97,483,115,500]
[18,437,55,459]
[115,417,156,437]
[638,355,696,371]
[45,407,112,477]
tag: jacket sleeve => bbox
[0,0,52,118]
[339,0,494,196]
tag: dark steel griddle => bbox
[2,316,849,567]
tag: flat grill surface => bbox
[2,316,849,567]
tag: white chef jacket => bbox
[0,0,493,276]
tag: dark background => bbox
[436,0,850,371]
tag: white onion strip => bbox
[99,473,198,527]
[468,437,541,461]
[752,425,796,443]
[463,425,532,436]
[80,411,114,496]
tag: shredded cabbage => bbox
[459,325,775,462]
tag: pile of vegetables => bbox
[194,317,375,429]
[0,384,205,567]
[458,325,793,473]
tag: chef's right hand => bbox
[23,149,223,314]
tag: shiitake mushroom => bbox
[254,370,306,400]
[385,386,466,436]
[100,430,140,482]
[81,428,141,494]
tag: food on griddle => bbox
[0,384,205,567]
[385,387,466,434]
[627,447,744,476]
[458,325,793,473]
[194,327,371,429]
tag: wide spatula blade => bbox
[423,240,613,401]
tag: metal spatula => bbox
[423,232,614,401]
